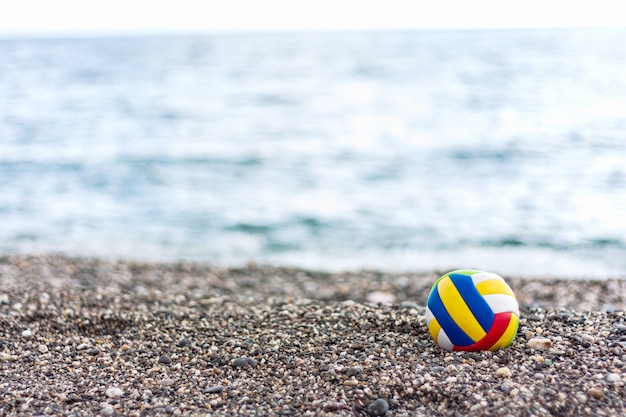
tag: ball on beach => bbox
[426,270,519,352]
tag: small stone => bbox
[587,387,604,400]
[100,406,115,416]
[232,357,257,368]
[87,348,101,356]
[0,352,17,361]
[366,291,396,304]
[527,337,553,350]
[38,344,48,353]
[120,339,134,348]
[206,385,224,394]
[158,355,172,365]
[495,367,513,377]
[21,329,32,338]
[367,398,389,416]
[607,373,621,382]
[346,367,362,377]
[344,378,359,387]
[178,339,192,347]
[159,378,175,386]
[323,401,347,411]
[575,393,587,404]
[106,387,123,398]
[399,301,419,309]
[76,343,90,351]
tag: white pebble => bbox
[495,367,512,377]
[76,343,90,350]
[366,291,396,304]
[100,406,115,416]
[607,373,621,382]
[38,344,48,353]
[0,352,17,361]
[0,294,9,304]
[105,387,123,398]
[21,329,32,338]
[527,337,553,350]
[444,364,457,373]
[159,378,175,386]
[445,376,457,383]
[581,333,595,343]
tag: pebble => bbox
[607,373,621,382]
[232,357,257,368]
[37,344,48,353]
[366,291,396,304]
[367,398,389,416]
[0,352,17,361]
[495,367,513,377]
[587,387,604,400]
[323,401,347,411]
[100,406,115,416]
[399,301,419,309]
[106,387,123,398]
[158,355,172,365]
[206,385,224,394]
[344,378,359,387]
[159,378,175,386]
[527,337,553,350]
[21,329,32,338]
[346,367,363,376]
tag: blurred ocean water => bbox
[1,28,626,277]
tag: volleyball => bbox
[426,270,519,352]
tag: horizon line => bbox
[1,24,624,40]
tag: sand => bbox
[1,254,625,416]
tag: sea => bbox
[1,27,626,278]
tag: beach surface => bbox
[1,254,625,416]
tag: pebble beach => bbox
[1,254,626,416]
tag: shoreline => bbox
[1,254,625,416]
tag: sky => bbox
[0,0,625,36]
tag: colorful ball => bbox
[425,270,519,352]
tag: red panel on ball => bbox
[453,312,512,351]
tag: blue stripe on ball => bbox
[449,273,495,332]
[427,285,474,346]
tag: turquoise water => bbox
[1,28,626,277]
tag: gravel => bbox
[1,254,626,416]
